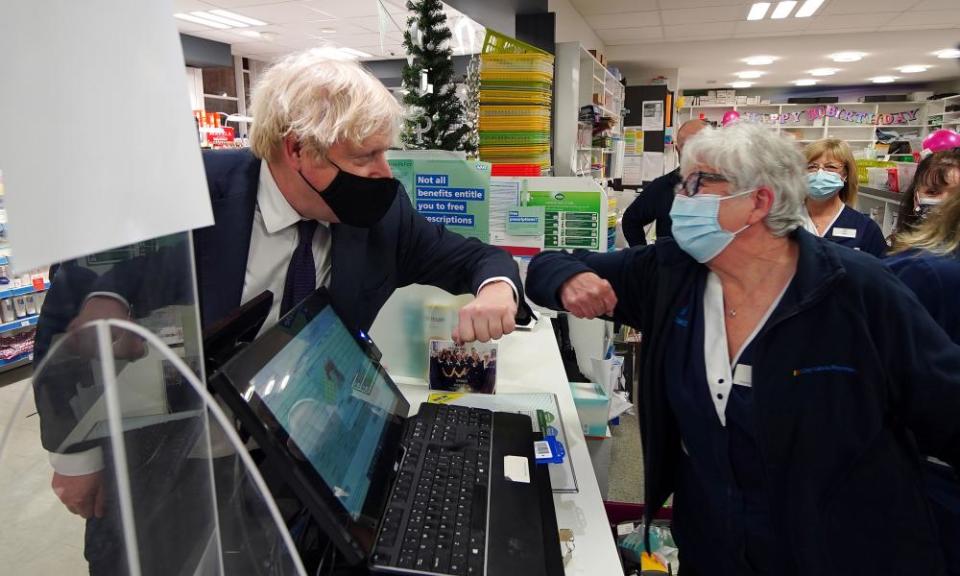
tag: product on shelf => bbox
[478,30,554,172]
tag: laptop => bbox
[207,289,561,576]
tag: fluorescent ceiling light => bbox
[338,47,372,59]
[174,13,230,29]
[731,81,754,88]
[897,65,929,73]
[771,1,797,19]
[320,28,336,34]
[747,3,771,20]
[870,76,897,84]
[794,0,824,17]
[743,55,777,66]
[933,48,960,59]
[191,11,250,27]
[793,79,817,86]
[736,70,765,79]
[808,67,839,76]
[830,51,866,62]
[208,9,268,27]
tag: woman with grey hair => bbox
[527,122,960,575]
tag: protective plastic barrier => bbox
[0,232,306,575]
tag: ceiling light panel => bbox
[794,0,824,17]
[808,67,839,76]
[174,13,230,29]
[190,11,250,27]
[871,76,897,83]
[897,65,929,73]
[770,1,797,19]
[736,70,765,79]
[747,3,771,20]
[934,48,960,59]
[793,79,817,86]
[743,55,777,65]
[731,81,754,88]
[830,52,865,62]
[208,9,268,26]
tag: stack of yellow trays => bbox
[478,31,554,171]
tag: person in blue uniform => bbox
[802,138,887,256]
[893,149,960,237]
[525,122,960,576]
[888,164,960,575]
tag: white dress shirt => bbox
[240,160,332,335]
[703,271,792,426]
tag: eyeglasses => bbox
[806,162,844,173]
[677,171,729,197]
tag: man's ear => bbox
[282,135,303,169]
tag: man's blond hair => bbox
[249,48,401,162]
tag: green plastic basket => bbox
[482,29,550,56]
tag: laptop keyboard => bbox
[372,403,492,575]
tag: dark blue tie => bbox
[280,219,319,317]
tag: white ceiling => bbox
[172,0,484,61]
[572,0,960,88]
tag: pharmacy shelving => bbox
[927,94,960,130]
[554,42,625,180]
[678,98,946,151]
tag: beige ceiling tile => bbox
[801,12,898,29]
[657,0,753,7]
[910,0,960,8]
[568,0,659,16]
[733,18,813,35]
[821,0,911,15]
[231,2,336,23]
[599,26,664,42]
[889,9,960,26]
[664,21,737,39]
[586,11,660,30]
[661,5,753,26]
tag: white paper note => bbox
[0,0,213,271]
[504,455,530,484]
[643,152,665,182]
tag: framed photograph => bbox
[428,339,498,394]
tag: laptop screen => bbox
[245,304,402,520]
[214,290,410,562]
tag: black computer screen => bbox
[244,304,404,519]
[215,290,410,562]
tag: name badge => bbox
[733,364,753,387]
[832,227,857,239]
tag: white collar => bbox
[258,160,330,233]
[803,202,845,237]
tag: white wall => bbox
[548,0,604,53]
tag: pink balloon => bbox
[721,110,741,127]
[923,129,960,152]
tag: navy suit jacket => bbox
[194,149,528,333]
[33,149,528,454]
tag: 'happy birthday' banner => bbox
[742,105,920,126]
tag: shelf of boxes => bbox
[554,42,626,180]
[679,97,952,152]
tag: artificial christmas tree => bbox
[401,0,470,151]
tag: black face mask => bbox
[298,159,399,228]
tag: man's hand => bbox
[453,282,518,343]
[560,272,617,319]
[52,471,105,519]
[66,296,145,359]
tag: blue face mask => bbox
[807,170,844,200]
[669,190,754,263]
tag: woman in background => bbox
[803,138,887,256]
[888,177,960,576]
[893,149,960,237]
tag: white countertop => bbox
[393,318,624,576]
